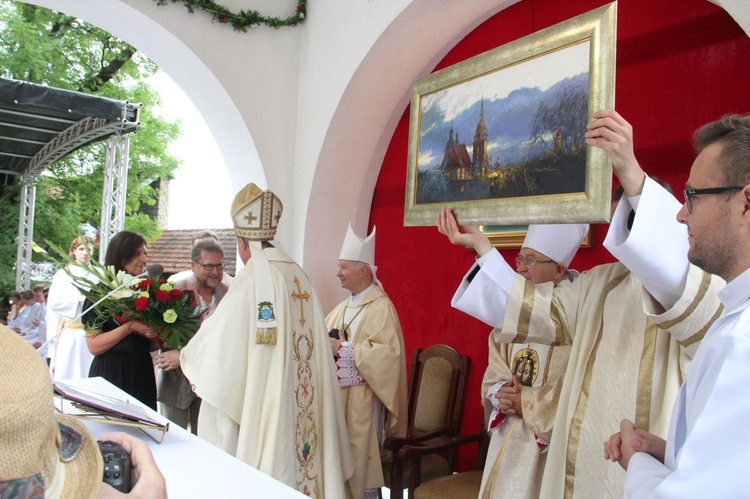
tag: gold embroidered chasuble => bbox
[325,285,408,499]
[479,330,569,499]
[495,262,721,499]
[181,247,352,498]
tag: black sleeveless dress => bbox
[83,305,157,410]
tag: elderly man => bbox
[326,224,408,499]
[154,239,229,434]
[602,113,750,497]
[181,183,351,498]
[471,223,588,499]
[438,109,723,498]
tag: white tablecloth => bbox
[57,377,305,498]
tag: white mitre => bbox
[523,223,589,267]
[340,224,384,292]
[339,223,375,265]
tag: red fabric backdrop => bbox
[369,0,750,469]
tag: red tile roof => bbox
[146,229,237,277]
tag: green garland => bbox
[153,0,307,32]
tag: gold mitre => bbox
[231,183,283,241]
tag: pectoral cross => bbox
[291,277,310,326]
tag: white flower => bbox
[159,282,173,292]
[115,270,141,289]
[111,288,135,300]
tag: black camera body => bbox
[98,440,132,493]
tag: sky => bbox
[147,71,234,230]
[421,41,590,123]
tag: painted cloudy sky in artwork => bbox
[418,41,590,169]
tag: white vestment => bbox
[181,246,352,498]
[46,266,95,380]
[623,265,750,497]
[452,178,724,498]
[479,276,574,498]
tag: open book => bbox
[54,380,169,443]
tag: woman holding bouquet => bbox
[84,231,159,409]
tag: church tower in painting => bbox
[472,98,488,179]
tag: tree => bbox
[0,0,181,299]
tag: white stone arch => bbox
[24,0,264,194]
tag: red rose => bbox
[155,290,170,303]
[139,279,152,291]
[169,289,183,300]
[159,279,167,284]
[135,296,150,311]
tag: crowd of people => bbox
[4,285,47,351]
[3,109,750,498]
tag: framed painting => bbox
[404,2,616,227]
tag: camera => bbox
[98,440,132,493]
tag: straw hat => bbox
[0,325,103,499]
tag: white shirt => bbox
[624,267,750,498]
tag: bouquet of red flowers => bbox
[50,243,204,350]
[115,277,204,350]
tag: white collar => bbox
[348,283,376,307]
[718,267,750,313]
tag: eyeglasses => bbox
[193,260,224,272]
[515,255,555,270]
[682,186,743,213]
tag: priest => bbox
[326,224,408,499]
[181,183,352,498]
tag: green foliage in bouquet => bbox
[48,242,205,350]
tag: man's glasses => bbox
[683,186,743,213]
[193,260,224,272]
[515,255,555,270]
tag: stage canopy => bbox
[0,77,140,179]
[0,77,142,289]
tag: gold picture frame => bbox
[404,3,616,227]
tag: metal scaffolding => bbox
[99,133,131,263]
[0,78,141,289]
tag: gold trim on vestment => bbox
[542,345,555,386]
[482,418,522,499]
[564,269,629,499]
[681,304,723,347]
[293,329,322,498]
[658,271,712,330]
[256,328,277,345]
[635,321,657,430]
[512,280,536,343]
[550,304,567,346]
[234,227,277,241]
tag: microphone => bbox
[142,264,164,278]
[37,264,164,352]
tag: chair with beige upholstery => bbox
[381,344,471,499]
[412,424,489,499]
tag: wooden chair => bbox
[412,424,490,499]
[381,344,472,499]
